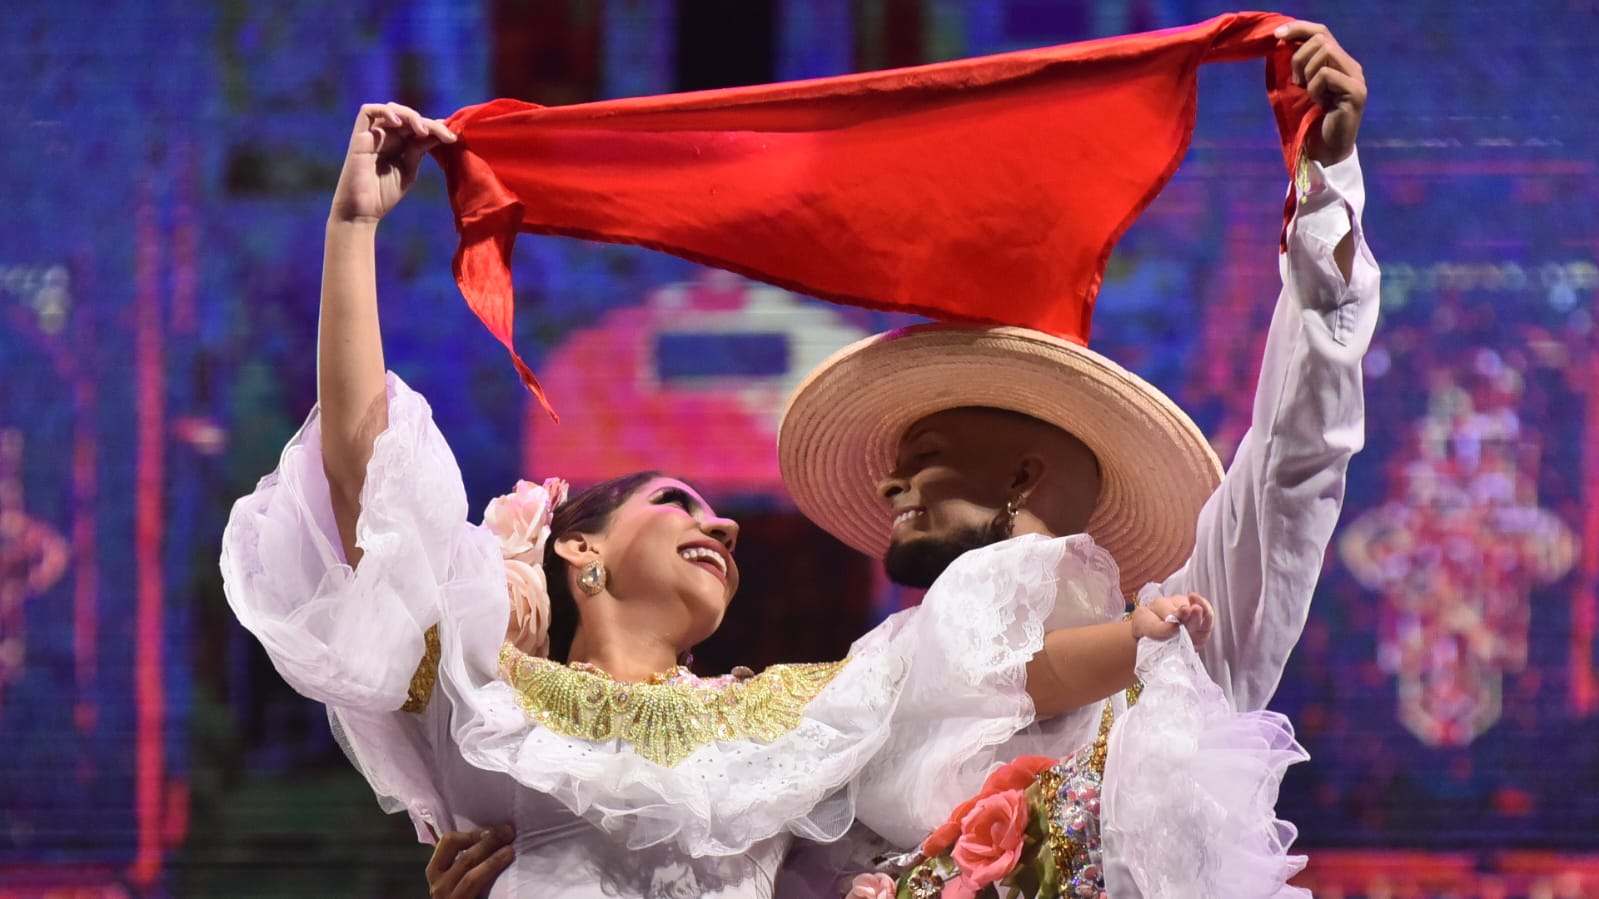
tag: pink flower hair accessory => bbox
[482,478,569,657]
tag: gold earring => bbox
[1004,493,1029,536]
[578,558,608,596]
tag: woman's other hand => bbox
[425,826,515,899]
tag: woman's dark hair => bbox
[542,470,663,662]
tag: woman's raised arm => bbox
[318,102,456,564]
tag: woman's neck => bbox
[567,627,682,682]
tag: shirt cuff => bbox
[1291,146,1365,252]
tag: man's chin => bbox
[882,523,1005,588]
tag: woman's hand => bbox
[426,826,515,899]
[330,102,457,226]
[1131,593,1214,650]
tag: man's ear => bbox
[1010,454,1047,496]
[552,532,600,567]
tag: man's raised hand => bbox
[1276,20,1366,166]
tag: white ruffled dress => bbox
[222,374,1306,899]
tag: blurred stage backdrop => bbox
[2,0,1598,896]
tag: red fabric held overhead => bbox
[433,11,1321,418]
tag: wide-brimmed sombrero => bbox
[778,324,1223,598]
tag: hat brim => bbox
[778,325,1222,598]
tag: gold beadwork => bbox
[1085,681,1141,772]
[401,625,442,714]
[498,645,850,767]
[1040,683,1143,882]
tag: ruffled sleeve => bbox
[847,533,1126,847]
[219,372,507,838]
[435,567,910,856]
[1100,629,1310,898]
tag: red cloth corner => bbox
[432,11,1319,417]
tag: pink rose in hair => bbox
[483,478,568,559]
[845,873,897,899]
[485,478,567,657]
[947,788,1029,893]
[503,558,552,657]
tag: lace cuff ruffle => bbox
[1101,629,1310,898]
[221,372,503,711]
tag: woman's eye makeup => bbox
[651,488,700,514]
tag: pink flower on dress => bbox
[502,558,551,657]
[922,755,1053,858]
[947,788,1029,893]
[482,478,568,559]
[845,873,897,899]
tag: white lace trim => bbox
[849,533,1125,848]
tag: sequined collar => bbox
[499,644,850,767]
[565,660,754,689]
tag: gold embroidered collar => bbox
[498,644,850,767]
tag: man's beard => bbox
[882,518,1010,588]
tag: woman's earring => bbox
[578,558,608,596]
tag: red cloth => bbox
[434,11,1318,417]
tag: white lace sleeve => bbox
[848,534,1125,848]
[219,372,507,838]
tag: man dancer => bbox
[771,20,1373,894]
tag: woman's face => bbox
[593,477,741,641]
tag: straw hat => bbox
[778,324,1223,598]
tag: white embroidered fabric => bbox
[1101,627,1310,899]
[846,533,1126,848]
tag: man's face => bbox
[877,408,1031,587]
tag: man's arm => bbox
[1156,22,1378,712]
